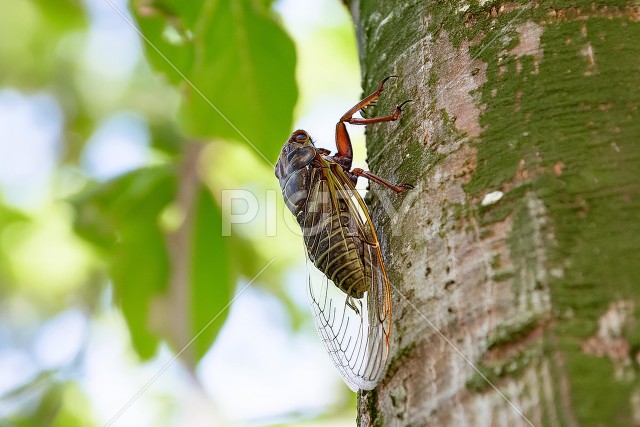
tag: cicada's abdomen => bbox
[300,176,370,299]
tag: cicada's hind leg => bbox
[351,168,413,193]
[335,76,412,163]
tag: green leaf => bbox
[132,1,197,84]
[34,0,86,32]
[112,215,170,359]
[73,167,176,251]
[0,204,31,286]
[109,169,176,358]
[181,1,296,160]
[6,379,98,427]
[73,167,177,359]
[51,382,97,427]
[0,0,86,87]
[134,0,297,162]
[189,184,234,360]
[149,121,184,156]
[73,165,237,364]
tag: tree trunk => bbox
[347,1,640,426]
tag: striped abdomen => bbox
[301,179,371,298]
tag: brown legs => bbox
[334,76,413,193]
[335,76,412,161]
[351,168,413,193]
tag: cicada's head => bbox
[288,129,313,147]
[275,129,316,181]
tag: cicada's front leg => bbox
[334,76,412,166]
[333,76,413,192]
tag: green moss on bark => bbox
[466,11,640,427]
[488,317,542,349]
[466,348,540,392]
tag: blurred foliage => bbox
[0,205,30,287]
[0,0,298,424]
[6,379,96,427]
[118,0,296,362]
[0,0,369,423]
[133,0,296,158]
[0,0,86,88]
[117,0,295,362]
[74,166,176,359]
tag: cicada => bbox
[275,77,411,391]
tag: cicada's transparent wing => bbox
[306,261,387,391]
[302,163,392,391]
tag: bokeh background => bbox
[0,0,372,425]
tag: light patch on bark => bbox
[578,24,598,76]
[433,33,486,137]
[481,190,504,206]
[523,194,553,313]
[389,381,408,421]
[581,299,635,381]
[580,43,597,75]
[367,10,395,48]
[387,357,554,426]
[540,358,561,426]
[510,21,543,75]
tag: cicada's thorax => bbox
[275,133,371,299]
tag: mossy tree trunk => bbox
[345,1,640,426]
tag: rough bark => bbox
[346,1,640,426]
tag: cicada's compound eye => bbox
[289,129,311,146]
